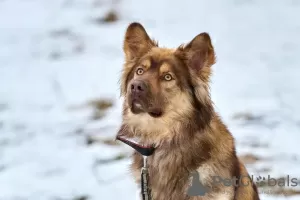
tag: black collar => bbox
[116,136,155,156]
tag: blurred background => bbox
[0,0,300,199]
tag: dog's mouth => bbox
[131,100,144,114]
[131,100,163,118]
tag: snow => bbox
[0,0,300,199]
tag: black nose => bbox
[130,80,147,94]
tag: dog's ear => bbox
[176,33,215,76]
[123,22,156,60]
[175,33,215,123]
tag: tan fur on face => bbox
[117,22,260,200]
[123,90,193,146]
[121,46,196,145]
[159,62,171,74]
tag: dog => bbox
[116,22,260,200]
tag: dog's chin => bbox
[130,101,163,118]
[130,101,145,114]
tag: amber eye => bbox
[136,68,144,75]
[164,74,172,81]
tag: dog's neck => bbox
[120,105,213,145]
[120,113,214,173]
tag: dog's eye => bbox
[136,68,144,75]
[164,74,172,81]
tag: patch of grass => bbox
[0,165,5,172]
[248,141,268,148]
[232,112,263,121]
[240,140,269,148]
[74,127,84,134]
[91,110,105,120]
[88,98,113,111]
[48,28,85,60]
[88,98,114,120]
[49,51,62,60]
[53,195,89,200]
[258,187,300,197]
[74,196,89,200]
[95,153,127,165]
[115,153,126,161]
[94,10,118,24]
[67,98,114,120]
[101,138,119,146]
[85,135,120,146]
[239,154,260,164]
[272,188,300,196]
[49,28,72,38]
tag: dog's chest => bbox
[134,151,191,199]
[133,152,232,200]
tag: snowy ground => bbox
[1,0,300,199]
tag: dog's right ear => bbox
[123,22,156,60]
[176,33,215,79]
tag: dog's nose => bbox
[130,80,147,94]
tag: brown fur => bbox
[117,22,260,200]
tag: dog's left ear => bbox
[123,22,157,60]
[176,33,215,76]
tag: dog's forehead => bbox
[140,59,172,72]
[140,47,179,73]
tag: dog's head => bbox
[118,22,216,144]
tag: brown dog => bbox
[116,22,260,200]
